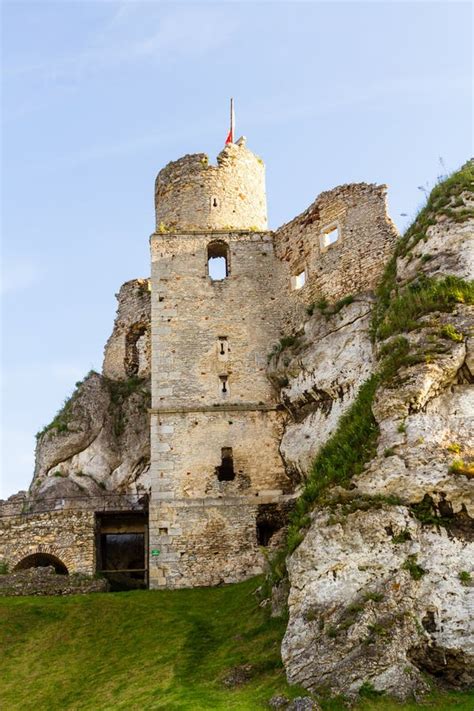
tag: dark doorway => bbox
[96,512,148,591]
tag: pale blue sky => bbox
[1,1,472,497]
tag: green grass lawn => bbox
[0,577,472,711]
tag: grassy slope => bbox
[1,578,473,711]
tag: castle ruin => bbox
[0,136,398,590]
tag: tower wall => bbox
[149,230,291,588]
[155,142,267,232]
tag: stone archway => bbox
[13,552,69,575]
[11,544,75,575]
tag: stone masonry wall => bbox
[103,278,151,380]
[0,510,96,575]
[148,410,291,588]
[150,231,289,409]
[274,183,399,309]
[149,229,292,588]
[155,140,267,232]
[150,499,263,589]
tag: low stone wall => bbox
[0,566,108,596]
[0,510,96,575]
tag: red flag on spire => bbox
[225,98,235,145]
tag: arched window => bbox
[207,241,229,281]
[14,553,68,575]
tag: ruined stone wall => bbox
[0,510,96,575]
[149,229,292,588]
[103,278,151,380]
[274,183,399,309]
[155,141,267,232]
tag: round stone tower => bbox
[154,138,267,232]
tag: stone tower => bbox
[148,139,291,589]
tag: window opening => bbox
[219,375,229,396]
[218,336,229,360]
[208,241,229,281]
[212,197,219,208]
[320,225,339,249]
[216,447,235,481]
[291,270,306,291]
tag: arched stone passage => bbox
[14,552,69,575]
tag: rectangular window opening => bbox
[218,336,229,358]
[219,374,229,396]
[320,226,339,249]
[291,270,306,291]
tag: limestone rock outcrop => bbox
[277,170,474,700]
[29,279,151,507]
[267,297,375,482]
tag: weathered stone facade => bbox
[149,223,292,587]
[155,139,267,232]
[274,183,398,309]
[0,510,96,575]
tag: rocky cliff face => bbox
[28,279,151,507]
[274,163,474,700]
